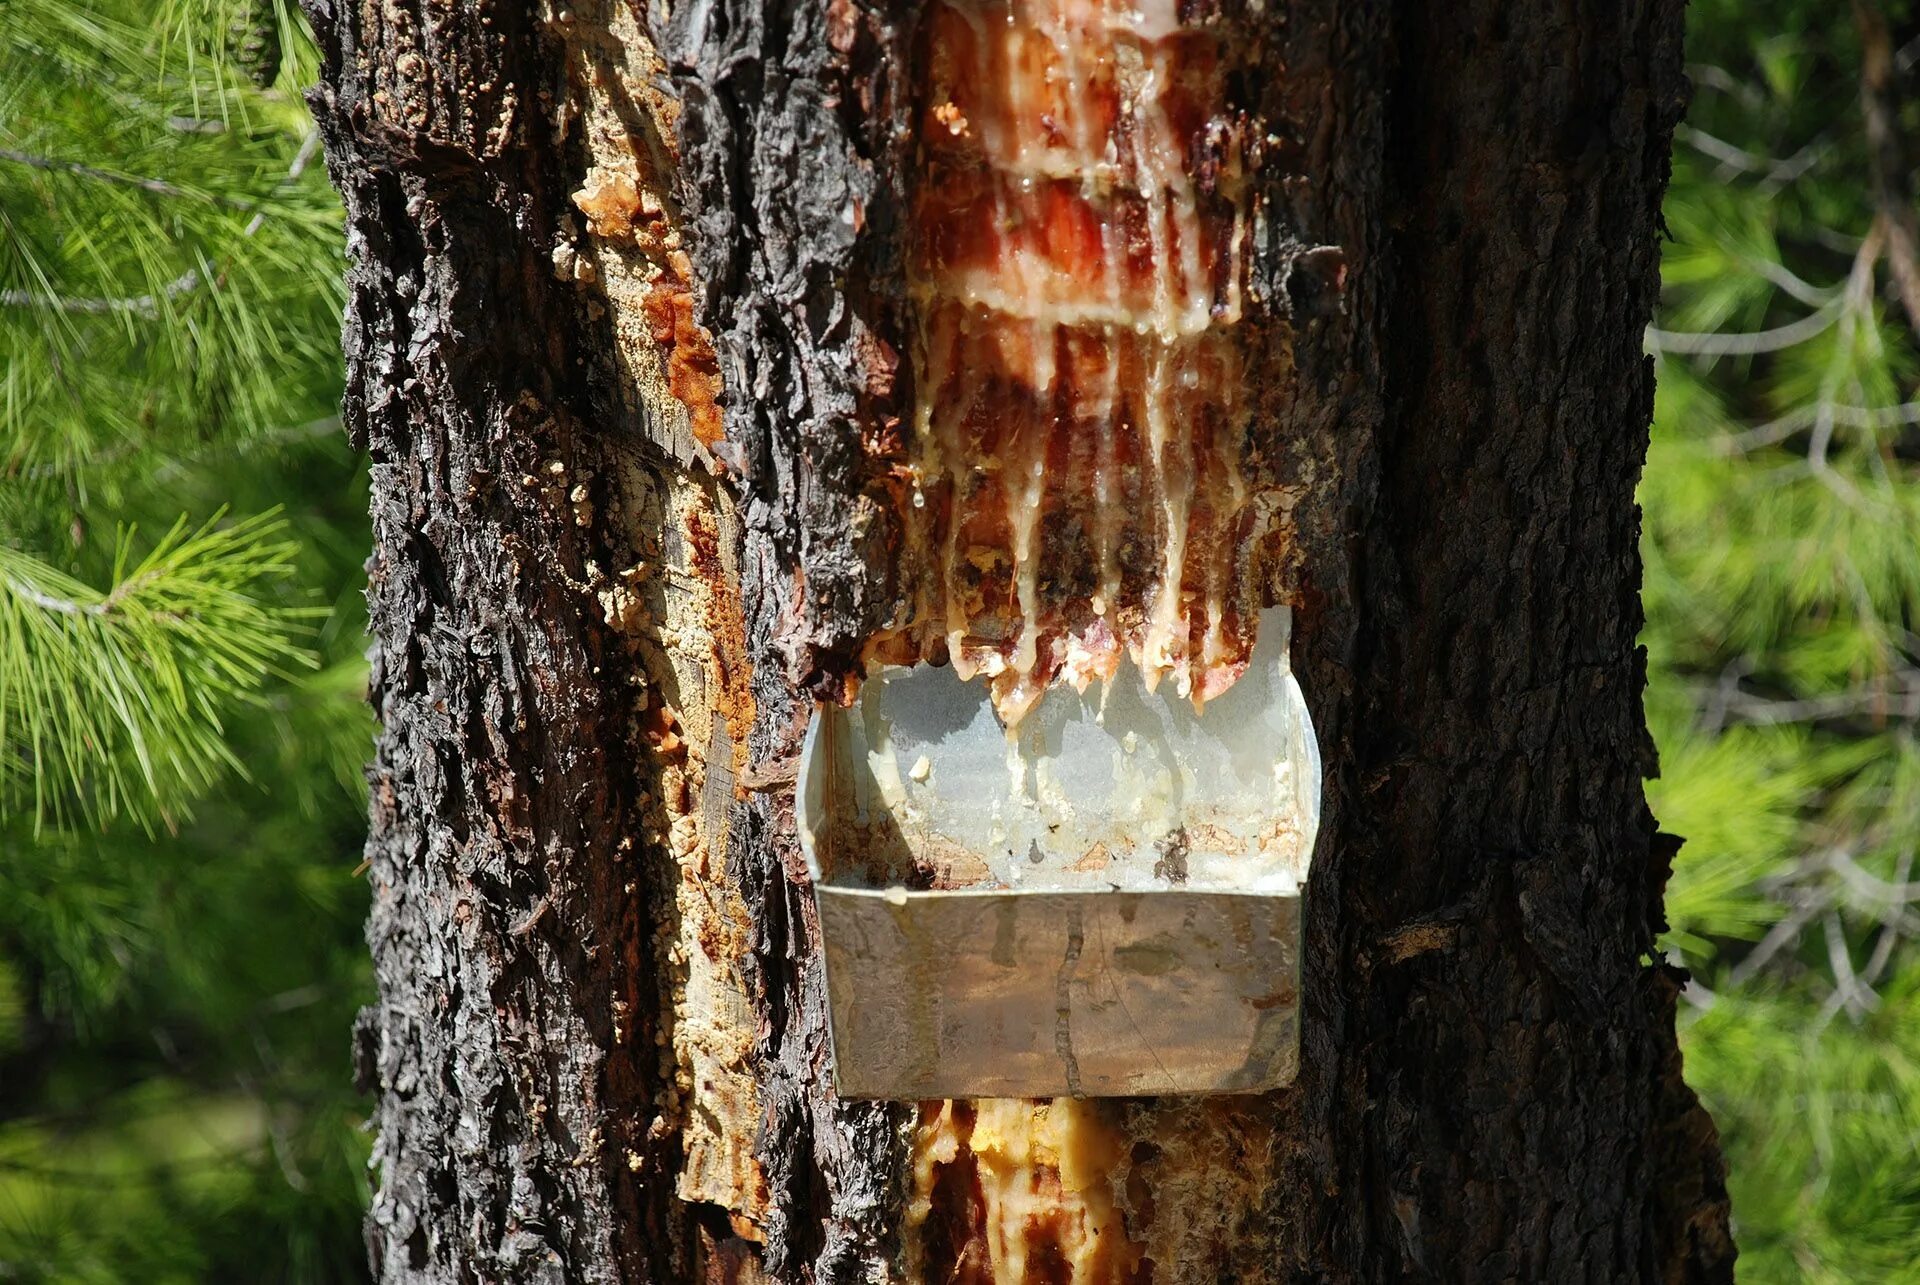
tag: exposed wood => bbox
[560,2,767,1235]
[662,0,1733,1278]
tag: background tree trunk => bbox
[305,0,1737,1280]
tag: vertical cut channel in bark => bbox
[889,7,1302,1269]
[885,0,1280,723]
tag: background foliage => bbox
[0,0,372,1280]
[1648,0,1920,1279]
[2,0,1918,1281]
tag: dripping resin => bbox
[895,0,1269,723]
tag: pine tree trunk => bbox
[304,0,1736,1280]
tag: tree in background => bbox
[0,2,371,1280]
[1648,0,1920,1279]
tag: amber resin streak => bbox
[891,0,1268,723]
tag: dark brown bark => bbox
[303,2,685,1278]
[309,0,1734,1280]
[1323,7,1728,1273]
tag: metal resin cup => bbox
[797,607,1320,1099]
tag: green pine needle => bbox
[0,511,313,832]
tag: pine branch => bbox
[1718,399,1920,454]
[0,1,341,485]
[0,145,251,207]
[0,266,201,318]
[1647,295,1845,355]
[0,512,312,832]
[0,127,317,318]
[1676,123,1829,189]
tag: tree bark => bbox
[306,0,1735,1280]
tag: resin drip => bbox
[899,0,1267,723]
[906,1098,1280,1281]
[908,1099,1143,1284]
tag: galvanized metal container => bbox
[797,608,1320,1099]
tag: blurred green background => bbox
[0,1,372,1280]
[2,0,1918,1281]
[1649,2,1920,1278]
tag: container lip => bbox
[794,694,831,886]
[810,881,1310,903]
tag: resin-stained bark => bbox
[891,0,1274,721]
[908,1099,1275,1284]
[908,1101,1140,1283]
